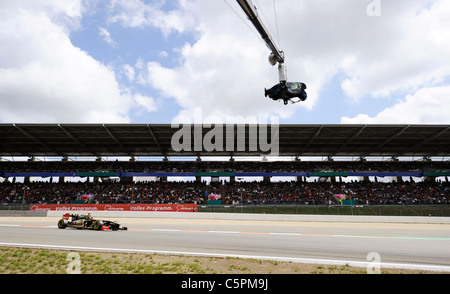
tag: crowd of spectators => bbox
[1,159,449,173]
[1,179,448,206]
[224,181,449,205]
[1,159,449,206]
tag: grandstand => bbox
[1,124,449,157]
[0,124,449,209]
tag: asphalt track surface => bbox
[1,214,450,272]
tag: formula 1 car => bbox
[57,213,127,231]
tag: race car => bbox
[265,81,307,105]
[57,213,127,231]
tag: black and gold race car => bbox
[57,213,127,231]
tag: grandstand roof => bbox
[0,124,449,158]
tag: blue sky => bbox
[1,0,450,125]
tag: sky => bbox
[1,0,450,125]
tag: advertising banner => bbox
[29,203,198,212]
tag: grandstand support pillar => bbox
[230,176,235,183]
[59,157,69,183]
[393,176,404,183]
[121,177,134,183]
[296,176,303,183]
[424,176,437,183]
[24,157,35,184]
[94,157,102,183]
[263,176,271,183]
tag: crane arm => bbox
[236,0,284,65]
[235,0,307,104]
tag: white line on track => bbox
[2,223,450,240]
[1,242,450,273]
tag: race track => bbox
[1,214,450,272]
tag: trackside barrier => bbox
[29,204,198,213]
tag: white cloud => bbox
[123,64,135,82]
[158,51,169,58]
[98,27,117,47]
[107,0,195,36]
[134,94,158,113]
[341,86,450,124]
[338,0,450,101]
[0,1,133,123]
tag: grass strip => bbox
[0,247,441,274]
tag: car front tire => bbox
[93,220,103,230]
[57,219,67,229]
